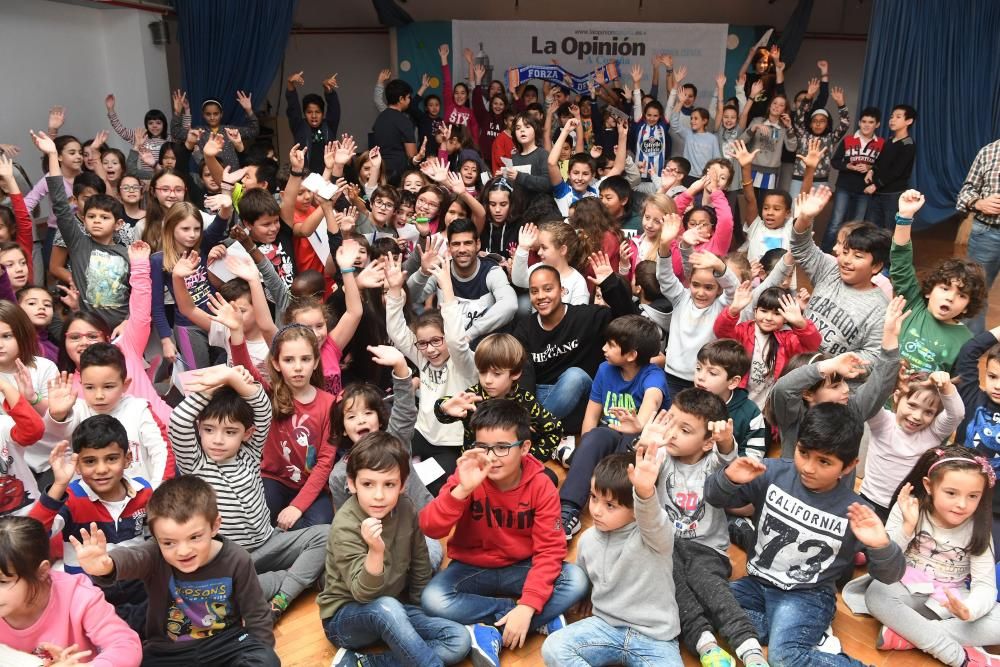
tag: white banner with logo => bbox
[451,20,728,99]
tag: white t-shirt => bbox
[208,321,270,377]
[744,216,792,263]
[748,327,775,409]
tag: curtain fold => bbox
[175,0,298,126]
[860,0,1000,224]
[776,0,815,68]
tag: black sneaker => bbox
[728,517,756,553]
[561,507,581,540]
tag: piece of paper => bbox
[301,172,326,193]
[208,242,253,282]
[413,457,447,486]
[308,229,331,266]
[317,180,338,200]
[753,28,775,52]
[0,644,44,667]
[500,157,514,169]
[513,165,531,174]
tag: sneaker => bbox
[876,625,913,651]
[467,623,501,667]
[561,507,581,540]
[700,646,735,667]
[536,614,566,636]
[331,647,362,667]
[741,649,769,667]
[728,517,756,552]
[815,625,842,654]
[270,592,290,623]
[965,647,1000,666]
[554,436,576,468]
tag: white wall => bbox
[0,0,170,184]
[783,37,869,120]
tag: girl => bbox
[142,169,193,253]
[789,83,850,198]
[105,93,168,163]
[0,301,57,422]
[713,284,822,409]
[457,157,483,196]
[479,177,524,258]
[117,175,146,242]
[668,168,735,281]
[740,93,796,195]
[169,90,258,170]
[157,141,177,170]
[356,148,386,198]
[99,148,126,195]
[23,135,82,271]
[0,515,141,666]
[767,295,906,456]
[620,193,675,279]
[17,287,57,364]
[413,183,447,235]
[0,243,29,291]
[400,169,429,193]
[738,44,782,122]
[420,158,486,233]
[150,202,230,368]
[513,222,589,305]
[472,63,507,161]
[505,113,554,212]
[570,197,622,284]
[865,446,1000,667]
[859,372,965,521]
[438,44,479,141]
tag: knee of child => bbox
[441,623,473,661]
[372,595,408,622]
[559,562,590,595]
[541,632,570,662]
[420,579,450,614]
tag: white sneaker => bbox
[554,436,576,468]
[816,625,842,654]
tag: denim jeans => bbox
[731,577,868,666]
[262,477,334,529]
[322,597,470,667]
[966,220,1000,334]
[421,559,589,630]
[535,367,592,419]
[822,189,871,252]
[864,191,901,231]
[541,616,683,667]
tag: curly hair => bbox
[919,258,987,320]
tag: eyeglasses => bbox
[371,199,395,210]
[415,336,444,350]
[155,186,186,195]
[67,332,105,343]
[120,185,142,193]
[471,441,525,457]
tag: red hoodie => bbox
[420,454,566,612]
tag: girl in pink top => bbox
[438,44,479,143]
[669,169,735,282]
[0,515,141,667]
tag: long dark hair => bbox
[144,109,169,139]
[891,445,995,556]
[329,383,389,451]
[754,287,791,377]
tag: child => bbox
[540,446,683,666]
[694,340,768,461]
[629,66,671,179]
[435,333,563,462]
[633,260,673,358]
[768,295,905,456]
[859,372,964,521]
[438,44,478,139]
[505,113,558,215]
[238,189,297,290]
[657,214,739,398]
[478,178,523,259]
[670,74,721,177]
[548,119,598,217]
[667,169,735,282]
[705,402,905,666]
[44,344,171,487]
[170,90,259,170]
[17,287,57,364]
[791,186,891,361]
[890,190,986,373]
[740,94,796,193]
[864,104,917,230]
[743,189,793,264]
[0,515,141,666]
[788,83,850,198]
[0,301,58,431]
[105,93,169,166]
[168,364,328,620]
[865,446,1000,667]
[513,222,589,306]
[420,400,588,666]
[70,476,278,665]
[824,106,884,252]
[0,376,44,516]
[0,155,35,284]
[36,129,131,328]
[714,283,822,409]
[318,432,471,666]
[284,71,340,174]
[23,134,82,271]
[620,194,675,278]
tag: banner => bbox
[505,62,620,96]
[451,20,728,98]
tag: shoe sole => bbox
[467,627,500,667]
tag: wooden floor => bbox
[275,219,995,667]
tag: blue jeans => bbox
[731,577,867,666]
[822,189,871,252]
[421,559,588,630]
[541,616,683,667]
[966,220,1000,334]
[864,191,900,231]
[262,477,334,529]
[535,367,592,419]
[322,597,470,666]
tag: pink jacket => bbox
[0,570,141,667]
[442,63,479,143]
[713,308,822,388]
[670,188,734,282]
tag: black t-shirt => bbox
[372,108,415,183]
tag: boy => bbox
[420,399,587,667]
[694,339,767,460]
[792,186,891,362]
[599,175,643,236]
[48,172,117,287]
[238,189,296,290]
[864,104,917,230]
[285,71,340,175]
[31,418,151,630]
[824,106,884,252]
[70,475,280,666]
[541,446,682,666]
[744,190,793,264]
[890,189,986,373]
[705,403,905,666]
[168,363,327,620]
[319,432,470,667]
[435,333,563,462]
[643,391,768,667]
[44,343,171,487]
[38,130,131,327]
[548,118,599,216]
[633,260,672,364]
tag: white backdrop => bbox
[451,20,728,97]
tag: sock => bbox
[696,631,719,656]
[736,638,767,664]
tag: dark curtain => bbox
[175,0,298,126]
[860,0,1000,224]
[776,0,815,68]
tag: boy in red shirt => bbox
[419,399,587,667]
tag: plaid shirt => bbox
[958,139,1000,226]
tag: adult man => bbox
[957,138,1000,333]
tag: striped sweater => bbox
[168,386,274,549]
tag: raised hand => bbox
[182,364,238,394]
[368,344,406,370]
[798,137,828,171]
[473,63,486,84]
[517,222,539,251]
[795,185,833,219]
[847,502,890,549]
[806,78,820,100]
[824,351,870,379]
[777,292,806,328]
[779,112,792,129]
[681,225,711,248]
[172,250,201,279]
[383,249,407,291]
[91,130,109,152]
[171,90,188,115]
[638,409,671,448]
[13,359,37,406]
[132,127,148,151]
[674,65,688,84]
[628,440,665,499]
[221,165,248,187]
[356,258,386,289]
[225,253,260,282]
[817,60,829,76]
[206,292,241,332]
[104,94,116,112]
[67,522,114,576]
[608,407,643,434]
[377,68,392,85]
[724,456,767,484]
[796,287,811,312]
[236,90,253,112]
[897,189,925,219]
[288,143,305,173]
[587,251,614,285]
[830,86,846,107]
[445,171,466,195]
[360,516,385,552]
[896,482,920,533]
[202,133,224,158]
[48,105,66,132]
[184,127,204,150]
[48,441,78,487]
[630,64,643,84]
[441,391,482,418]
[224,127,244,150]
[335,135,357,166]
[689,250,724,274]
[659,212,682,250]
[455,448,490,496]
[128,240,151,262]
[715,73,726,90]
[726,139,759,169]
[0,155,13,182]
[749,80,765,99]
[323,73,339,92]
[708,418,735,451]
[204,193,233,214]
[729,280,753,315]
[336,238,362,270]
[30,130,57,155]
[287,71,305,88]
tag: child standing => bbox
[740,95,796,194]
[629,65,671,179]
[824,107,884,252]
[0,515,141,666]
[541,445,683,666]
[866,447,1000,667]
[788,83,850,199]
[319,433,471,666]
[670,70,721,177]
[548,119,599,216]
[865,105,917,230]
